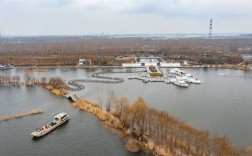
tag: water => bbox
[0,86,148,156]
[1,68,252,155]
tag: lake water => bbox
[1,67,252,155]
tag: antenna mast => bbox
[208,19,213,52]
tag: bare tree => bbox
[24,71,33,85]
[106,90,116,112]
[115,96,129,120]
[40,77,47,85]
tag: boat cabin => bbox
[54,112,68,121]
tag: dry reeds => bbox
[72,99,123,129]
[0,109,43,122]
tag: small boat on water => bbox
[31,112,69,137]
[173,79,189,88]
[190,78,201,84]
[0,64,14,70]
[169,78,177,83]
[164,79,171,84]
[169,68,186,76]
[182,77,201,84]
[178,76,201,84]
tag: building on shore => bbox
[79,59,91,66]
[122,56,180,67]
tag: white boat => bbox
[179,76,201,84]
[169,68,185,76]
[31,112,69,137]
[173,80,189,88]
[185,73,192,77]
[164,79,171,84]
[190,78,201,84]
[169,78,177,83]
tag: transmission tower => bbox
[208,19,213,52]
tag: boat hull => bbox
[173,81,189,88]
[31,116,69,137]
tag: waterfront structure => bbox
[122,55,180,67]
[79,59,91,66]
[0,64,13,70]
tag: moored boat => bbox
[190,78,201,84]
[173,79,189,88]
[164,79,171,84]
[31,112,69,137]
[0,64,14,70]
[169,78,177,83]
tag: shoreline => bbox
[10,64,252,71]
[1,72,252,155]
[60,90,251,156]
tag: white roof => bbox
[54,112,68,118]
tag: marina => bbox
[127,67,201,88]
[0,67,252,155]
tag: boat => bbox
[190,78,201,84]
[185,73,192,77]
[169,78,177,83]
[164,79,171,84]
[0,64,14,70]
[179,76,201,84]
[173,79,189,88]
[169,68,185,76]
[31,112,69,137]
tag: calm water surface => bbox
[1,67,252,155]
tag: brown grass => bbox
[245,146,252,154]
[72,99,123,129]
[46,85,69,96]
[0,109,43,122]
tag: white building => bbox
[79,59,91,65]
[122,56,180,67]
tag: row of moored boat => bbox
[167,68,201,88]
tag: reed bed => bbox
[0,109,43,122]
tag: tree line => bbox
[105,91,250,156]
[1,37,250,66]
[0,71,66,88]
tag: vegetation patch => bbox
[0,109,43,122]
[149,72,163,77]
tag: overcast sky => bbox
[0,0,251,35]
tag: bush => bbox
[149,73,163,77]
[149,65,156,70]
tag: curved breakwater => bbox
[67,70,145,91]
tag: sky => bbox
[0,0,251,35]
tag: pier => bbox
[66,69,146,91]
[64,93,80,102]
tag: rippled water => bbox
[0,69,149,156]
[1,67,252,155]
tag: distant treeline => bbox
[0,37,251,66]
